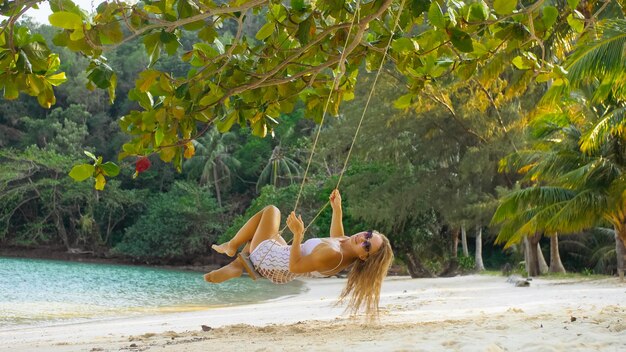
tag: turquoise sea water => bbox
[0,257,302,328]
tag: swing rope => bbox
[250,0,406,272]
[291,2,362,214]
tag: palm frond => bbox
[579,107,626,154]
[545,189,606,233]
[567,19,626,85]
[491,186,576,224]
[529,112,571,139]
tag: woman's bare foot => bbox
[211,242,236,257]
[203,261,243,283]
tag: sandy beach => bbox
[1,274,624,351]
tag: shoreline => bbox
[0,246,223,273]
[1,275,624,351]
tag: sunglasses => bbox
[362,230,373,253]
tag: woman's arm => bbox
[287,211,306,272]
[329,189,345,238]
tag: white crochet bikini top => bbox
[301,238,343,277]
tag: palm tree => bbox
[184,128,240,207]
[256,145,302,192]
[492,94,626,278]
[492,18,626,278]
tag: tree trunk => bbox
[461,225,469,257]
[53,210,70,251]
[526,232,542,277]
[451,228,459,258]
[213,167,222,207]
[522,239,530,274]
[549,233,566,274]
[614,225,626,280]
[475,226,485,271]
[405,252,434,278]
[537,242,548,274]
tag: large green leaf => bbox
[467,2,489,22]
[493,0,517,15]
[411,0,431,17]
[428,1,445,28]
[392,37,418,53]
[69,164,95,181]
[542,6,558,29]
[48,11,83,29]
[100,162,120,177]
[567,0,580,10]
[450,28,473,53]
[256,22,275,41]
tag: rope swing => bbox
[241,0,407,278]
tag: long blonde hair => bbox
[338,232,394,318]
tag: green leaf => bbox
[428,2,445,28]
[251,118,268,137]
[46,72,67,86]
[87,65,113,89]
[14,27,32,47]
[155,128,164,146]
[48,11,83,29]
[411,0,431,17]
[449,28,473,53]
[98,22,124,45]
[16,50,32,73]
[21,42,51,73]
[69,164,95,182]
[193,43,219,57]
[493,0,517,15]
[292,0,306,12]
[394,94,412,108]
[49,0,85,16]
[542,6,558,29]
[512,56,530,69]
[296,16,314,44]
[567,14,584,33]
[467,2,489,22]
[3,80,18,100]
[392,37,418,53]
[457,60,477,80]
[198,26,218,43]
[144,32,161,67]
[536,73,552,83]
[216,110,239,133]
[84,150,97,161]
[100,162,120,177]
[255,22,275,41]
[567,0,580,10]
[108,73,117,103]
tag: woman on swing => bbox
[205,189,394,316]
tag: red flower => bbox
[136,157,151,173]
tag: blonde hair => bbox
[338,232,394,318]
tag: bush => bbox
[113,181,226,263]
[458,255,475,271]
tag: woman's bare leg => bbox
[212,205,285,256]
[204,259,243,283]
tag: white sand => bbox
[1,275,624,351]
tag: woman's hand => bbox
[329,189,342,210]
[287,211,305,242]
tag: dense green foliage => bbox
[0,1,625,277]
[113,181,224,262]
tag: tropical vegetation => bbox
[0,0,624,279]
